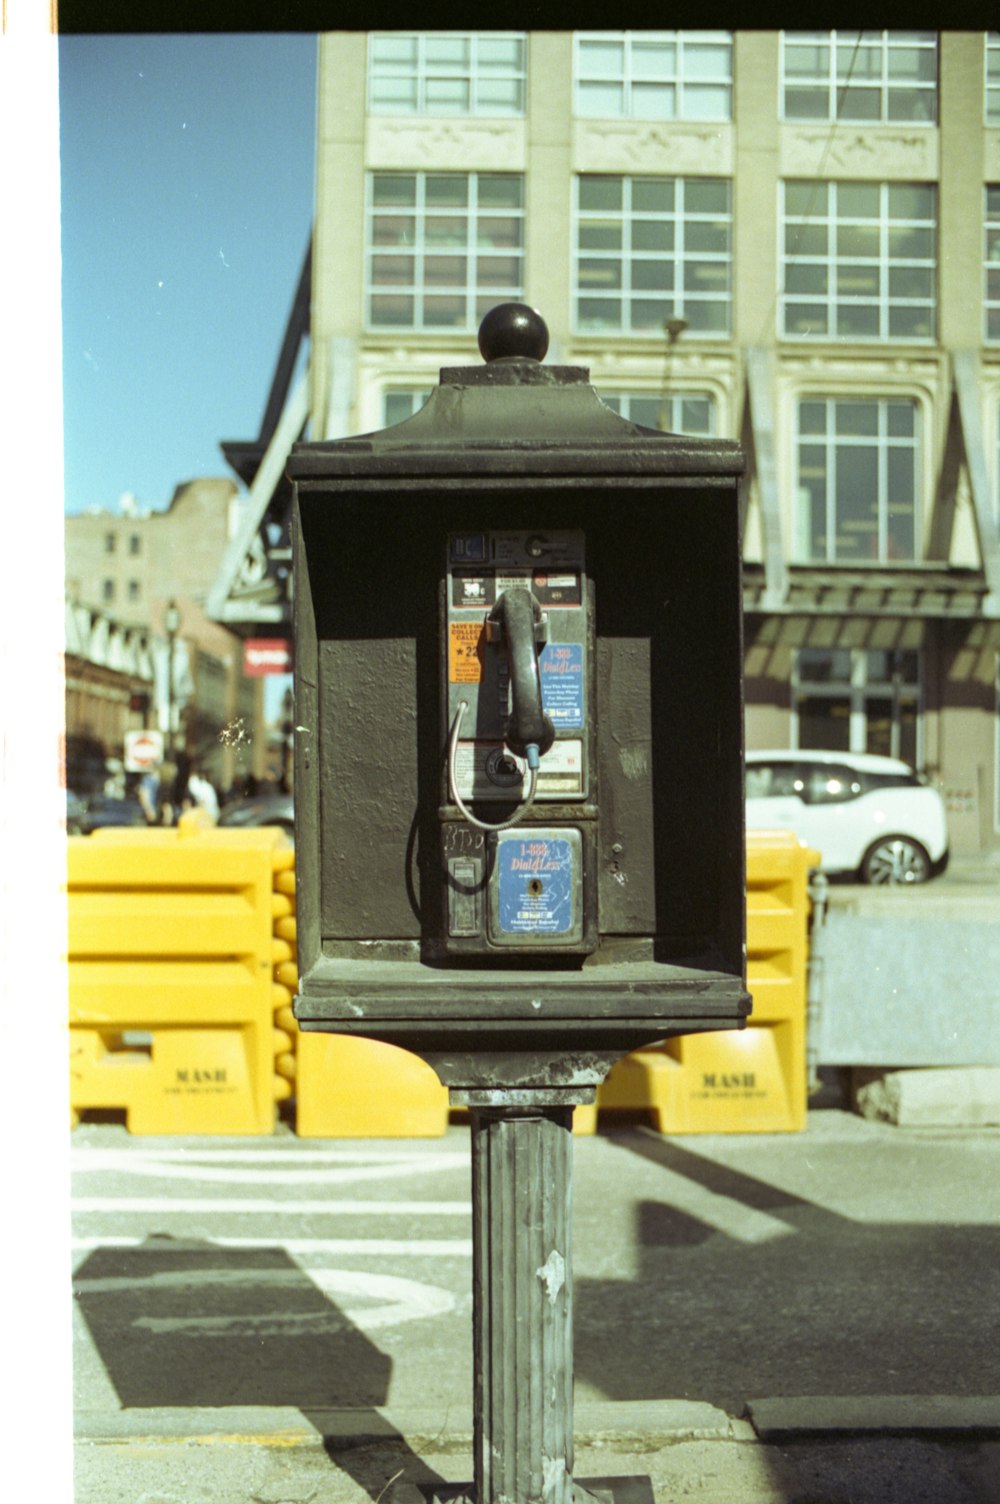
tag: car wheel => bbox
[861,836,931,886]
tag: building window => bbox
[104,532,116,554]
[796,397,921,563]
[781,180,936,341]
[793,647,921,765]
[383,389,433,426]
[987,186,1000,344]
[574,31,732,121]
[102,578,115,602]
[127,580,141,601]
[367,172,524,331]
[598,390,716,435]
[574,175,731,336]
[368,33,526,116]
[987,33,1000,124]
[781,31,937,124]
[129,533,141,555]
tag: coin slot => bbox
[527,878,544,897]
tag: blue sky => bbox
[59,33,317,514]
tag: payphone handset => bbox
[440,530,597,955]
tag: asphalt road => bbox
[71,1109,1000,1421]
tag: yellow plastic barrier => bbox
[596,831,819,1134]
[68,827,294,1134]
[295,1032,450,1138]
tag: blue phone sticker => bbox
[540,643,584,728]
[496,836,575,935]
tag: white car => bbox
[745,750,949,885]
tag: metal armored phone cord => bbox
[448,699,539,832]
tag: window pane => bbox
[784,181,819,216]
[580,221,623,251]
[476,255,520,286]
[371,254,412,284]
[425,37,469,65]
[578,297,620,328]
[799,402,827,435]
[425,216,466,245]
[888,184,933,220]
[685,179,728,214]
[632,219,672,252]
[371,294,414,324]
[837,303,880,337]
[580,177,622,212]
[373,175,416,207]
[799,648,852,683]
[479,37,522,67]
[578,81,624,116]
[785,42,829,77]
[886,402,915,437]
[426,176,468,207]
[683,84,730,119]
[835,403,878,437]
[579,39,624,73]
[888,305,934,338]
[786,263,828,295]
[785,85,830,118]
[633,260,673,291]
[632,178,673,213]
[426,79,470,112]
[478,175,522,208]
[798,697,851,751]
[839,87,880,120]
[579,257,622,289]
[371,78,418,110]
[371,36,417,65]
[424,255,466,286]
[786,223,827,256]
[632,83,674,118]
[837,183,880,219]
[836,223,879,258]
[423,294,466,326]
[373,214,415,247]
[631,41,674,78]
[631,298,671,331]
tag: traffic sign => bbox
[124,729,164,773]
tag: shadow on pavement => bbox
[574,1131,1000,1418]
[73,1233,448,1501]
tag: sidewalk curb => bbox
[74,1397,1000,1448]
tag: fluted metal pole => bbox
[469,1104,575,1504]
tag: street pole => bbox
[163,599,181,761]
[657,316,688,433]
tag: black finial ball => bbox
[478,303,549,363]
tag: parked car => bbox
[745,750,948,885]
[71,792,148,835]
[218,791,294,836]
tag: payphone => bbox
[288,304,749,1504]
[442,527,596,955]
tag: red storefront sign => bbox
[244,639,293,676]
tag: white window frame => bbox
[987,184,1000,346]
[987,32,1000,125]
[366,172,525,333]
[597,389,717,435]
[574,175,732,338]
[574,31,732,122]
[794,395,922,564]
[368,33,526,116]
[791,646,924,765]
[781,179,937,342]
[780,30,937,125]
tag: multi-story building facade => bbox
[66,477,266,790]
[218,30,1000,857]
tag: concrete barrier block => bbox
[852,1067,1000,1126]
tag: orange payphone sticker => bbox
[450,621,486,683]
